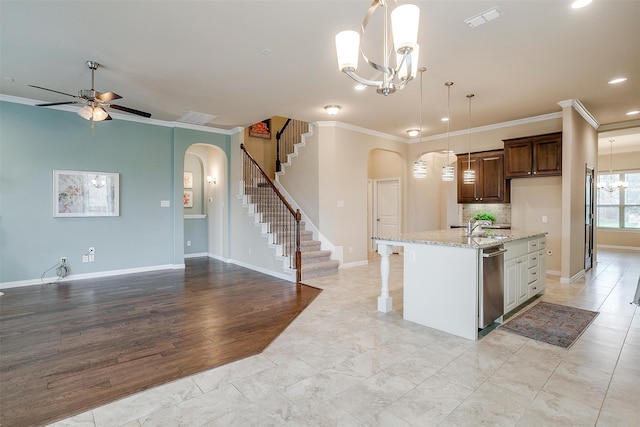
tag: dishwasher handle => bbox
[483,248,508,258]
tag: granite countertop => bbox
[373,229,547,249]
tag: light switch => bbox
[161,200,170,207]
[337,201,345,208]
[542,215,548,223]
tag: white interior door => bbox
[374,179,401,251]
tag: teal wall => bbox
[0,101,230,283]
[184,218,208,254]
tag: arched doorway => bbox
[183,144,227,259]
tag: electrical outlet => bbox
[83,255,89,263]
[187,240,191,247]
[60,257,67,264]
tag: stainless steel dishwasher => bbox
[480,245,507,328]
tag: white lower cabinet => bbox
[504,236,547,314]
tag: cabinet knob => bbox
[528,171,531,175]
[480,198,483,201]
[533,171,537,174]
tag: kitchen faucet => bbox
[466,219,483,235]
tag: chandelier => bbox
[335,0,420,96]
[597,139,629,192]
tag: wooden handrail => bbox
[241,143,302,285]
[276,118,292,173]
[241,143,297,217]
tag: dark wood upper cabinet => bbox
[503,132,562,178]
[457,150,509,204]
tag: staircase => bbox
[242,185,339,281]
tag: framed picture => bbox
[249,119,271,139]
[183,190,193,208]
[183,171,193,189]
[54,170,119,217]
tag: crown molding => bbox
[557,99,599,130]
[0,94,238,135]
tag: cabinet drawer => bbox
[538,238,547,250]
[528,253,539,268]
[528,239,539,252]
[528,266,539,284]
[529,281,544,297]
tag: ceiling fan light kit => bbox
[29,60,151,128]
[335,0,420,96]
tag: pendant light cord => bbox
[467,94,474,169]
[445,82,453,164]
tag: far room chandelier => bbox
[335,0,420,96]
[463,94,475,184]
[442,82,455,182]
[598,139,629,192]
[413,67,427,178]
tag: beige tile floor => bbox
[49,249,640,426]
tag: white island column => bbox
[376,243,394,313]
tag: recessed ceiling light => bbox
[608,77,628,84]
[354,84,366,91]
[407,129,419,137]
[626,110,639,116]
[260,48,272,55]
[571,0,592,9]
[441,117,449,122]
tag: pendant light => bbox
[441,82,455,181]
[463,94,475,184]
[413,67,427,178]
[597,139,629,192]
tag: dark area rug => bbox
[500,301,598,348]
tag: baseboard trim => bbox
[184,252,208,259]
[546,270,561,276]
[226,259,294,283]
[598,244,640,252]
[207,253,231,263]
[0,264,181,290]
[341,260,369,269]
[560,269,585,284]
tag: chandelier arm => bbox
[343,69,386,87]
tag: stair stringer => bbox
[274,123,315,180]
[237,182,296,280]
[273,179,341,267]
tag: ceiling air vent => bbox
[177,111,217,125]
[464,6,503,29]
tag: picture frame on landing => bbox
[53,169,120,217]
[249,119,271,139]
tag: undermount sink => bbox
[464,233,512,240]
[481,233,512,239]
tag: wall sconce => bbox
[207,176,216,184]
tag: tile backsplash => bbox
[461,204,511,225]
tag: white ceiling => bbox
[1,0,639,152]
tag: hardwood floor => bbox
[0,258,322,427]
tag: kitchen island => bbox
[373,229,547,340]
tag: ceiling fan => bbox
[29,60,151,122]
